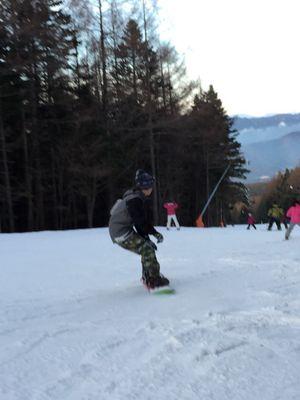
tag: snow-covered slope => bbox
[1,226,300,400]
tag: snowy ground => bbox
[1,225,300,400]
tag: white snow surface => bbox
[1,226,300,400]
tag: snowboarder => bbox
[163,200,180,230]
[109,169,169,290]
[285,199,300,240]
[267,203,284,231]
[247,213,257,230]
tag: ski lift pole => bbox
[196,164,231,227]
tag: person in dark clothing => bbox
[247,213,257,230]
[281,215,289,230]
[267,203,284,231]
[109,169,169,289]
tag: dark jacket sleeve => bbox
[126,197,157,239]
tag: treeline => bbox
[0,0,248,233]
[252,168,300,222]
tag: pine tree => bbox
[0,0,75,231]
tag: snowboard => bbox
[150,287,175,295]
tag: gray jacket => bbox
[109,190,145,243]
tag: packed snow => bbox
[1,225,300,400]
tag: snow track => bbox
[1,226,300,399]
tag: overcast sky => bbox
[158,0,300,116]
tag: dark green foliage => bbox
[255,169,299,222]
[0,1,247,232]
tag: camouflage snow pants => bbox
[118,233,160,278]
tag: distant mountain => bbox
[234,113,300,130]
[243,131,300,182]
[233,113,300,145]
[232,113,300,182]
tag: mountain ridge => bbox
[243,131,300,182]
[233,113,300,131]
[232,113,300,182]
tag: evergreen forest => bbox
[0,0,248,232]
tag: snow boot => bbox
[142,273,169,290]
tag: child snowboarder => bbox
[285,199,300,240]
[247,213,257,230]
[163,200,180,230]
[109,169,169,289]
[267,203,284,231]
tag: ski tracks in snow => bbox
[1,227,300,400]
[89,307,300,400]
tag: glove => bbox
[154,232,164,243]
[145,239,157,251]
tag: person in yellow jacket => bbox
[267,203,284,231]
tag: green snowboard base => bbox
[150,287,175,295]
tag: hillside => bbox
[1,227,300,400]
[243,131,300,182]
[232,114,300,182]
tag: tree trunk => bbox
[58,166,64,229]
[110,1,121,101]
[160,59,167,112]
[0,100,15,232]
[206,152,211,226]
[21,106,34,231]
[143,0,158,224]
[51,147,59,229]
[30,57,44,230]
[99,0,114,207]
[86,174,97,228]
[99,0,107,115]
[167,65,174,114]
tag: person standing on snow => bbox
[285,199,300,240]
[247,213,257,230]
[163,201,180,230]
[267,203,284,231]
[281,214,289,230]
[109,169,169,289]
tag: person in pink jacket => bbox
[247,213,257,230]
[285,199,300,240]
[163,201,180,230]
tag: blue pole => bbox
[200,164,231,218]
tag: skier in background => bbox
[281,214,290,230]
[247,213,257,230]
[285,199,300,240]
[267,203,284,231]
[163,200,180,230]
[109,169,169,289]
